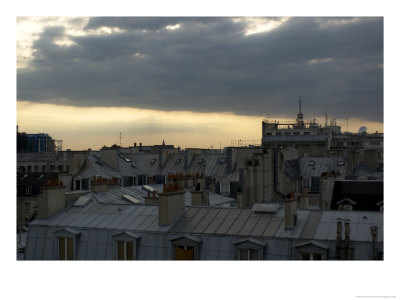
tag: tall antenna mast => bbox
[119,132,122,146]
[324,102,328,127]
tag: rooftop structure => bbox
[24,200,383,260]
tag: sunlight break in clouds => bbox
[17,101,262,150]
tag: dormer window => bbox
[295,241,329,260]
[171,235,202,260]
[337,160,345,166]
[53,228,81,260]
[112,232,140,260]
[234,238,266,260]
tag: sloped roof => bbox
[84,184,235,207]
[159,153,186,175]
[187,153,227,178]
[299,156,346,177]
[76,155,120,179]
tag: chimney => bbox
[209,178,216,193]
[145,190,159,205]
[298,193,310,210]
[335,218,343,259]
[38,183,66,219]
[344,219,351,259]
[159,185,185,226]
[158,149,169,171]
[236,191,243,208]
[184,173,193,188]
[90,176,108,193]
[370,225,379,260]
[284,194,297,230]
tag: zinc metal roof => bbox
[187,153,227,178]
[299,156,346,177]
[168,206,383,242]
[76,155,120,179]
[123,153,160,176]
[88,185,235,207]
[159,153,186,175]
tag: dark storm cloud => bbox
[17,17,383,122]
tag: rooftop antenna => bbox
[296,96,304,126]
[119,132,122,146]
[324,102,328,127]
[346,117,349,132]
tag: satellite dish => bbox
[358,126,367,135]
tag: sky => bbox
[16,16,384,150]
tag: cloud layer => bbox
[17,17,383,122]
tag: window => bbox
[284,132,291,136]
[303,132,310,135]
[300,252,322,260]
[221,182,229,195]
[112,232,140,260]
[234,238,265,260]
[58,237,74,260]
[171,235,202,260]
[276,132,282,136]
[239,248,259,260]
[265,133,272,136]
[337,160,345,166]
[175,245,194,260]
[34,165,39,171]
[26,186,32,195]
[117,241,134,260]
[295,241,328,260]
[27,165,32,172]
[50,165,55,171]
[41,165,46,172]
[58,165,63,172]
[53,228,80,260]
[75,180,81,190]
[302,178,311,189]
[293,132,300,136]
[24,202,30,211]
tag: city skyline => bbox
[17,17,383,150]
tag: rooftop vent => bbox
[74,194,92,207]
[142,185,157,194]
[175,158,181,165]
[198,158,204,165]
[252,203,280,214]
[122,194,141,204]
[131,163,136,168]
[220,157,227,164]
[150,158,157,165]
[308,160,315,167]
